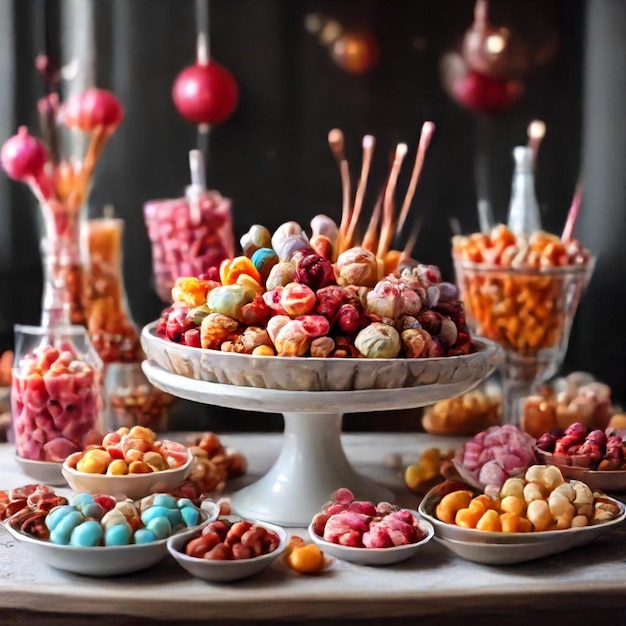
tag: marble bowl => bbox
[2,502,218,577]
[61,450,193,500]
[418,480,626,564]
[13,455,66,487]
[308,513,434,566]
[141,323,501,393]
[167,517,288,582]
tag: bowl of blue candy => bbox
[2,492,218,576]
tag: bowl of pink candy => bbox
[307,488,434,566]
[62,426,193,500]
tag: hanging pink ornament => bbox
[1,127,47,182]
[172,60,239,126]
[462,0,539,82]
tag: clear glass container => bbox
[10,324,103,461]
[454,258,594,424]
[143,190,234,302]
[85,216,142,363]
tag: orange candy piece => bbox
[220,256,261,286]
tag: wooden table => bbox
[1,433,625,626]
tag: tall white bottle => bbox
[506,146,542,235]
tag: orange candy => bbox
[220,256,262,286]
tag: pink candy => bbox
[11,345,101,461]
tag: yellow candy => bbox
[171,277,211,307]
[107,459,129,476]
[128,426,156,443]
[143,451,166,471]
[77,449,111,474]
[219,256,261,286]
[128,460,152,474]
[252,345,275,356]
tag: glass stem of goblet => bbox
[501,376,533,427]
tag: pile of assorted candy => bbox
[6,489,202,547]
[157,219,474,359]
[65,426,189,475]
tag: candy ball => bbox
[354,323,401,359]
[105,521,133,546]
[70,520,103,547]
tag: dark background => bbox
[0,0,623,430]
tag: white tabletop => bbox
[1,432,626,625]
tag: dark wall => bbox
[4,0,620,429]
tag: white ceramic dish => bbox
[2,502,218,577]
[307,512,435,566]
[167,517,288,582]
[141,322,501,392]
[61,449,193,500]
[534,447,626,492]
[13,455,67,487]
[418,481,626,564]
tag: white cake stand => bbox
[141,329,499,526]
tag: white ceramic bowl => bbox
[61,449,193,500]
[167,517,288,582]
[418,481,626,564]
[141,322,501,393]
[307,512,435,566]
[2,503,218,577]
[534,447,626,492]
[13,455,67,487]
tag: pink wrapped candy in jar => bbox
[10,325,102,462]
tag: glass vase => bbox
[10,324,103,461]
[39,198,87,328]
[144,190,234,302]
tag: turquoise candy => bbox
[70,520,103,547]
[69,493,104,520]
[180,506,200,528]
[165,508,182,527]
[104,522,133,546]
[45,505,78,532]
[70,493,94,508]
[251,247,279,280]
[50,510,85,545]
[140,505,171,526]
[146,516,172,540]
[152,494,178,510]
[176,498,195,510]
[133,528,157,545]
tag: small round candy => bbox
[152,494,178,509]
[180,506,200,527]
[141,505,172,526]
[147,516,172,540]
[165,508,183,527]
[50,510,85,545]
[133,528,157,545]
[70,520,103,547]
[105,522,133,546]
[240,224,272,257]
[251,247,279,281]
[107,459,129,476]
[46,505,77,532]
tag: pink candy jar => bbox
[10,325,103,462]
[144,190,234,302]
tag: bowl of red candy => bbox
[167,516,288,582]
[534,422,626,491]
[307,488,434,566]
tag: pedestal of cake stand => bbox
[230,411,393,527]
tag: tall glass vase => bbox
[39,198,88,328]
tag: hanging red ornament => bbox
[172,60,239,126]
[441,51,522,114]
[330,31,379,75]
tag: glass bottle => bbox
[506,146,542,236]
[86,213,173,432]
[11,324,102,461]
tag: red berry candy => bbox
[62,88,125,131]
[172,61,239,125]
[0,126,47,182]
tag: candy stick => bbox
[561,182,582,242]
[377,143,408,259]
[397,121,435,235]
[188,149,206,226]
[328,128,352,252]
[195,0,211,162]
[344,134,375,250]
[527,119,546,169]
[362,191,384,252]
